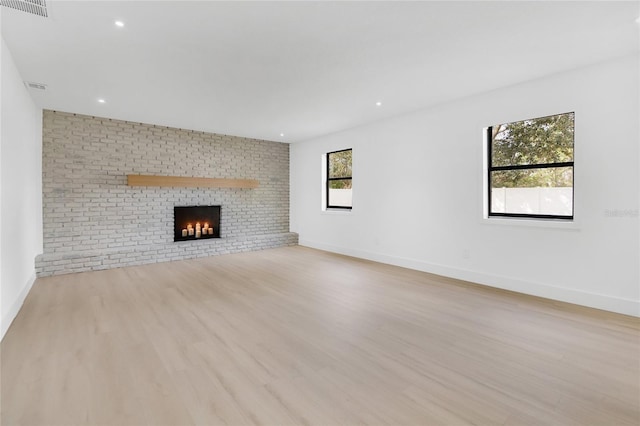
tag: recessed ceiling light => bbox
[280,133,285,137]
[376,101,382,106]
[97,98,106,103]
[636,16,640,24]
[115,20,125,27]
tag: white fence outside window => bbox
[491,187,572,216]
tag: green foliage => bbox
[491,167,573,189]
[491,113,574,188]
[329,179,352,189]
[329,150,352,179]
[328,149,352,189]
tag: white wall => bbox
[291,54,639,317]
[1,38,43,339]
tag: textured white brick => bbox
[39,111,297,276]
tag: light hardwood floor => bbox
[1,246,639,425]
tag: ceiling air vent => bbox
[1,0,48,17]
[25,81,47,91]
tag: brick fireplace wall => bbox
[37,111,297,276]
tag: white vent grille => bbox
[1,0,48,17]
[25,81,47,90]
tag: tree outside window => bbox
[488,112,574,219]
[327,149,352,209]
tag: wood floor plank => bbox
[2,246,638,425]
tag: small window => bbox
[326,148,352,209]
[487,112,574,219]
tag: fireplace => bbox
[174,205,221,242]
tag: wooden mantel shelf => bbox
[127,175,259,189]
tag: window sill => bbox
[321,208,353,215]
[480,216,580,230]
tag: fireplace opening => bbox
[174,205,221,242]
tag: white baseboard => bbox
[1,272,37,341]
[299,239,640,318]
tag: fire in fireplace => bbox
[174,205,221,242]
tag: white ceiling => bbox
[2,1,639,143]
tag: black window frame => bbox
[326,148,353,210]
[487,112,575,220]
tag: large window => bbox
[487,112,574,219]
[326,148,352,209]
